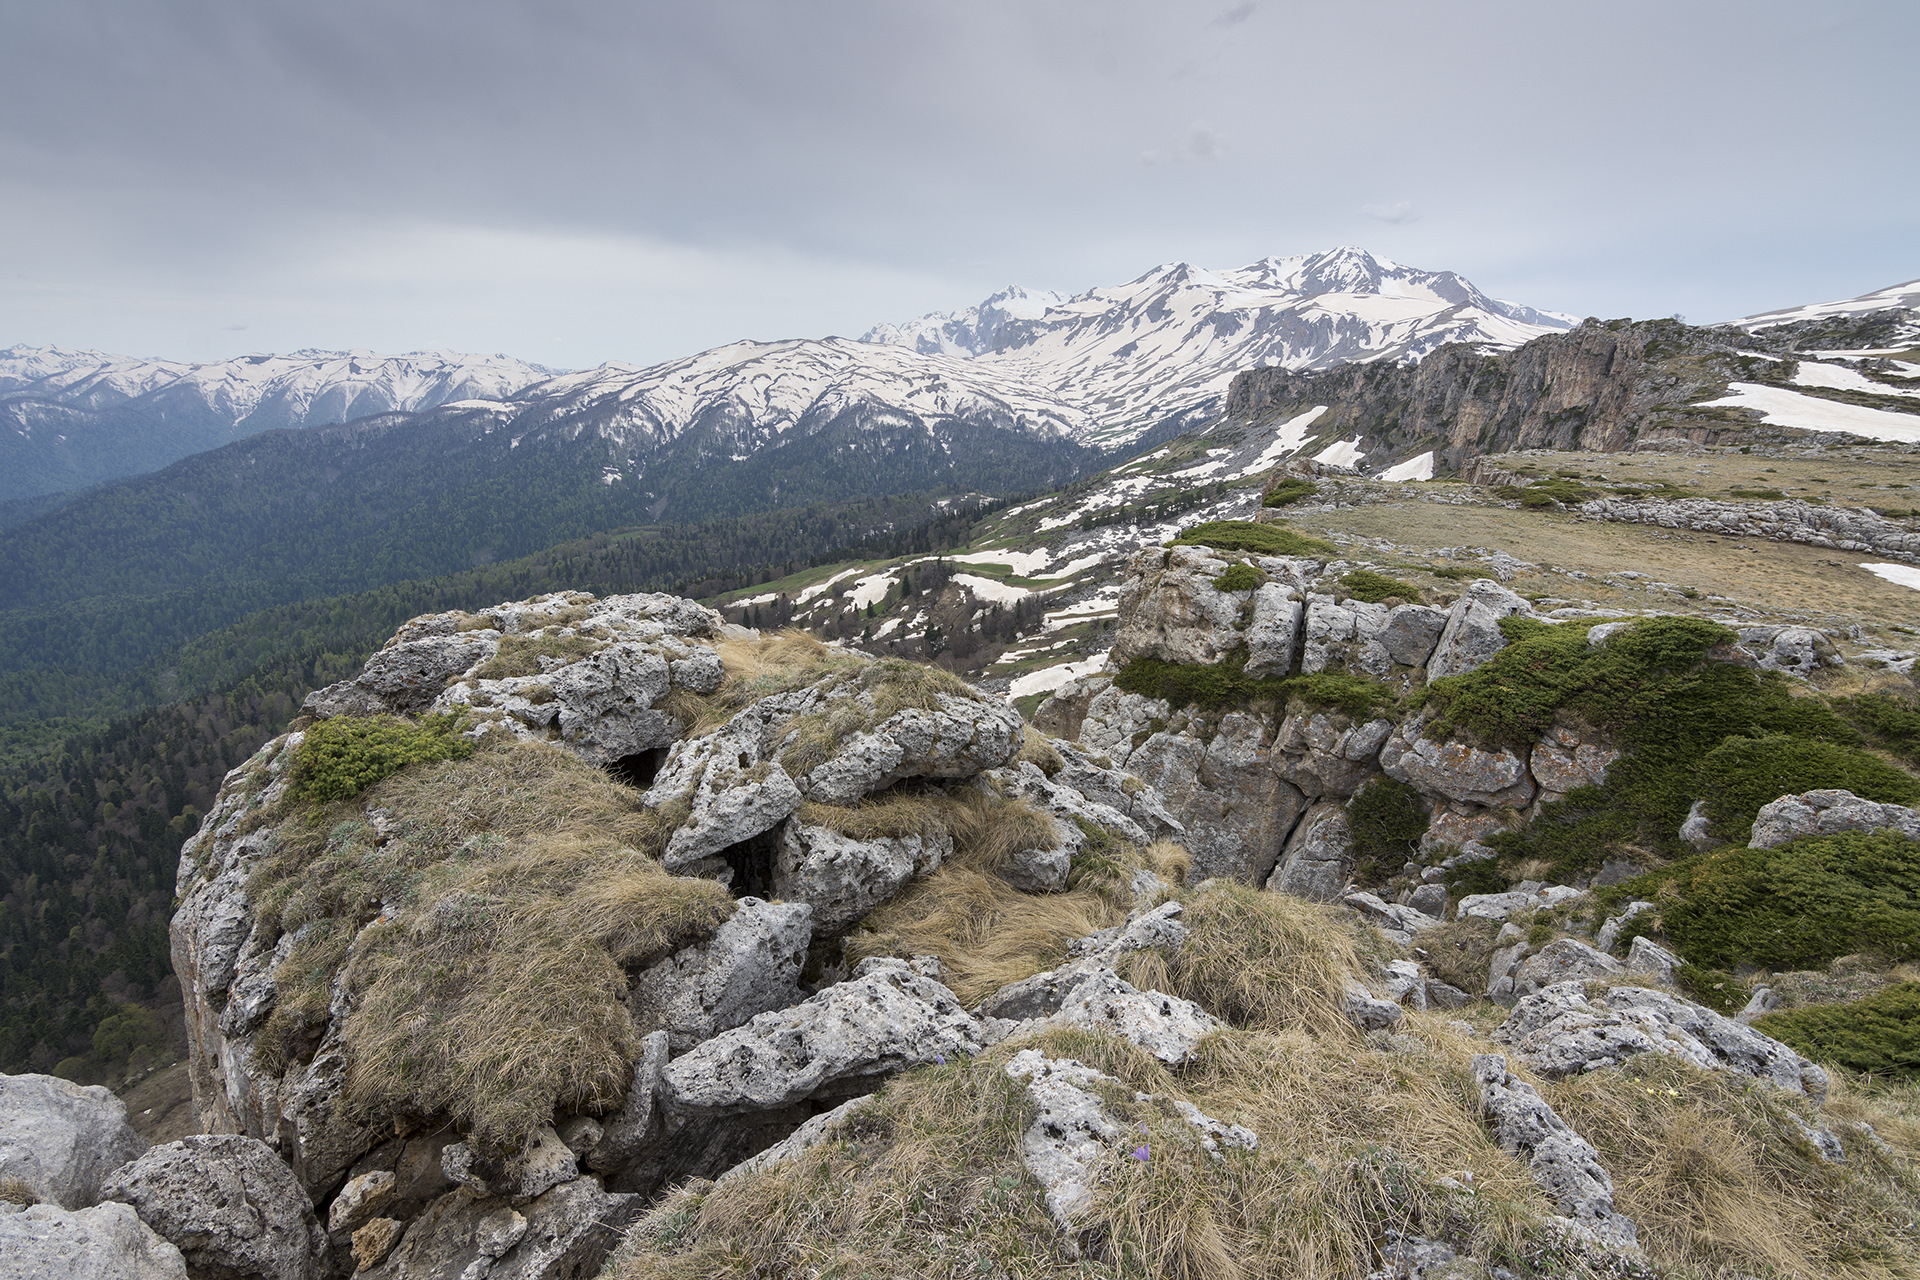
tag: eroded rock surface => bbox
[0,1202,188,1280]
[1472,1053,1639,1252]
[1493,982,1829,1100]
[0,1072,148,1210]
[101,1134,326,1280]
[630,898,811,1051]
[1748,788,1920,848]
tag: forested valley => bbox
[0,488,1005,1075]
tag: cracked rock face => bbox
[101,1134,326,1280]
[1529,727,1621,800]
[1125,712,1305,884]
[1425,580,1534,681]
[1273,712,1391,799]
[1380,726,1535,809]
[662,959,986,1115]
[1266,799,1352,901]
[1110,545,1248,667]
[630,898,812,1051]
[358,1179,637,1280]
[1493,982,1829,1101]
[1472,1053,1639,1253]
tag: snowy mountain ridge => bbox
[0,344,554,427]
[1735,276,1920,333]
[863,246,1579,446]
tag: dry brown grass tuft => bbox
[797,792,952,843]
[670,630,866,733]
[1549,1054,1920,1279]
[244,740,735,1153]
[845,792,1140,1005]
[0,1176,39,1206]
[1416,914,1504,995]
[1015,725,1067,776]
[1123,881,1361,1040]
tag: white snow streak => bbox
[1377,451,1435,483]
[1861,563,1920,592]
[1008,654,1111,699]
[1698,383,1920,443]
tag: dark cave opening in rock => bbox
[716,826,781,899]
[606,747,669,790]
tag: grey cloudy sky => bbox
[2,0,1913,367]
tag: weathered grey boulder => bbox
[359,1179,638,1280]
[0,1072,148,1209]
[1126,713,1305,883]
[583,1032,669,1176]
[101,1134,325,1280]
[1381,726,1535,808]
[1032,676,1106,742]
[662,959,985,1114]
[1301,595,1393,677]
[989,755,1171,848]
[1342,891,1442,945]
[325,1170,394,1235]
[1493,982,1829,1100]
[1678,799,1716,849]
[1002,1051,1125,1231]
[1109,546,1246,667]
[1345,979,1404,1031]
[440,1125,576,1202]
[794,689,1025,806]
[773,821,946,934]
[646,712,805,869]
[0,1202,188,1280]
[1625,936,1682,984]
[1425,580,1534,681]
[997,817,1077,894]
[1242,584,1304,677]
[1748,789,1920,848]
[1509,940,1621,1000]
[353,632,502,712]
[1471,1054,1638,1251]
[1265,799,1352,901]
[1457,885,1584,923]
[1380,603,1449,667]
[1594,901,1655,954]
[630,898,811,1051]
[717,1095,876,1184]
[1528,727,1620,799]
[1047,970,1219,1065]
[1737,625,1840,678]
[976,903,1190,1024]
[1272,712,1392,798]
[1407,882,1448,918]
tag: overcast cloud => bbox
[1,0,1912,366]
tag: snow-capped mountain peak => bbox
[863,247,1577,446]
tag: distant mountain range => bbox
[3,247,1576,506]
[0,346,553,503]
[864,246,1577,447]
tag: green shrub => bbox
[288,714,475,803]
[1436,615,1875,880]
[1756,983,1920,1078]
[1673,965,1750,1017]
[1695,734,1920,844]
[1643,830,1920,971]
[1835,691,1920,766]
[1213,562,1265,593]
[1262,478,1320,507]
[1112,653,1395,719]
[1169,520,1335,558]
[1727,488,1787,500]
[1347,778,1427,885]
[1338,570,1419,604]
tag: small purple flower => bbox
[1131,1146,1150,1162]
[934,1054,946,1065]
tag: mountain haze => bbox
[0,345,554,503]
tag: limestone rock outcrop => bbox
[1472,1053,1639,1252]
[0,1202,189,1280]
[1748,788,1920,848]
[1493,982,1829,1100]
[0,1072,148,1210]
[1109,545,1249,667]
[1425,580,1534,681]
[629,898,811,1052]
[101,1134,326,1280]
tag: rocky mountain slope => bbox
[6,536,1915,1278]
[0,346,553,504]
[1737,275,1920,332]
[866,247,1578,448]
